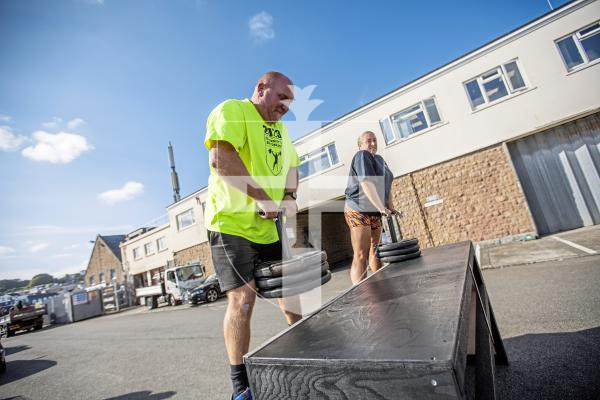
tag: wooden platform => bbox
[245,241,507,400]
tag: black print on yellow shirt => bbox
[264,124,283,175]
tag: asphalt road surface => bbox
[1,255,599,400]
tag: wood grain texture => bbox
[245,242,498,400]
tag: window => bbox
[110,269,116,281]
[89,276,95,286]
[177,209,195,230]
[176,265,204,282]
[144,242,155,256]
[298,143,340,180]
[379,97,443,144]
[556,21,600,71]
[166,271,176,283]
[99,272,105,283]
[157,237,167,252]
[133,247,141,260]
[464,60,527,110]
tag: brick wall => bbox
[173,243,215,276]
[85,239,125,286]
[389,144,535,247]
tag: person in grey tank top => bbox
[344,131,399,284]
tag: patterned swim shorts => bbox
[344,205,382,230]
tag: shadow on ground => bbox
[103,391,177,400]
[494,326,600,400]
[0,359,57,385]
[4,345,31,356]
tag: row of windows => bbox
[296,21,599,178]
[132,236,167,261]
[376,20,600,145]
[129,209,197,263]
[89,269,116,286]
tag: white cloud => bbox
[21,131,93,163]
[0,246,15,256]
[29,243,49,253]
[0,126,28,151]
[249,11,275,42]
[67,118,86,130]
[50,253,72,258]
[0,115,12,122]
[42,117,63,130]
[98,181,144,205]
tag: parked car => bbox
[185,274,223,305]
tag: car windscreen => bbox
[176,265,203,282]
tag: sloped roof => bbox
[99,235,126,262]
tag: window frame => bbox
[555,21,600,71]
[157,236,167,252]
[380,96,444,145]
[133,247,142,260]
[176,208,196,231]
[464,59,528,110]
[298,143,341,180]
[99,272,105,283]
[144,242,155,256]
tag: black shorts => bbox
[208,231,282,292]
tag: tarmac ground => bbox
[0,226,599,399]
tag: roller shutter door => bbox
[508,112,600,235]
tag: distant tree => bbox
[28,274,55,288]
[0,279,30,293]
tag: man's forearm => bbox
[285,167,298,193]
[210,141,271,201]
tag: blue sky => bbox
[0,0,569,280]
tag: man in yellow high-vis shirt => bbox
[204,71,301,400]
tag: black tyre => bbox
[259,270,332,299]
[377,244,420,258]
[377,238,419,252]
[256,261,329,290]
[6,328,13,338]
[380,250,422,263]
[206,288,219,303]
[168,294,175,306]
[254,250,327,278]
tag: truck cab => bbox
[137,263,205,309]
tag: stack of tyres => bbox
[377,214,421,263]
[254,211,332,299]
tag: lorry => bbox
[136,263,206,309]
[0,300,46,337]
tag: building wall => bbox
[85,238,125,287]
[293,0,600,212]
[166,194,208,251]
[389,144,536,247]
[173,243,215,277]
[121,224,171,277]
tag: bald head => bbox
[257,71,293,88]
[251,71,294,123]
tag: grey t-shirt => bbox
[345,150,394,214]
